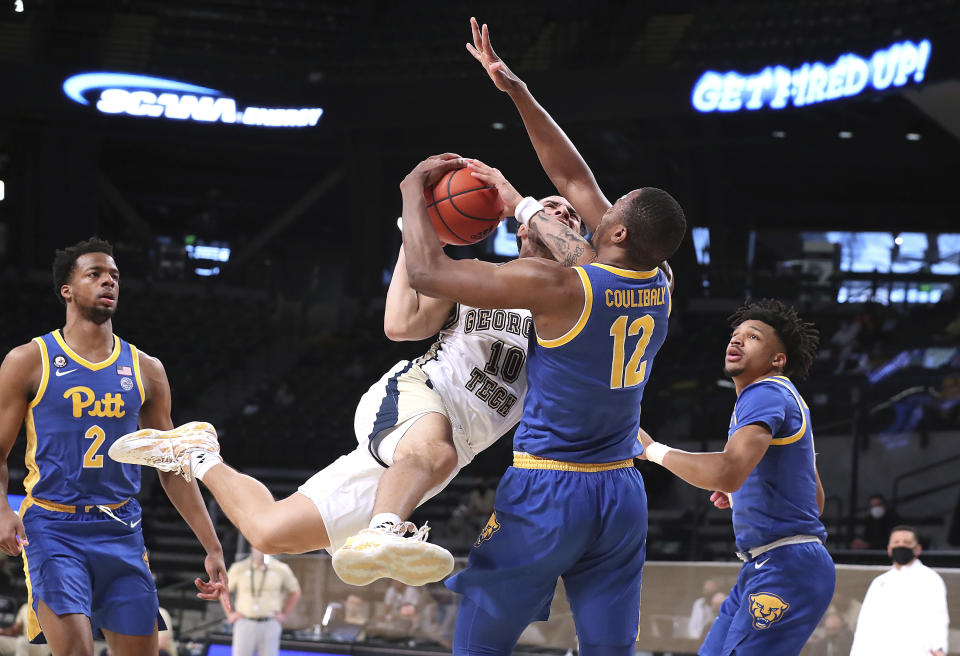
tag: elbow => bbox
[406,265,439,297]
[383,320,411,342]
[719,463,749,493]
[382,314,403,341]
[405,265,426,291]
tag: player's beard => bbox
[723,364,744,378]
[81,300,116,325]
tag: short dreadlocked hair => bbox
[52,238,115,305]
[728,298,820,380]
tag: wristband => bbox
[644,441,674,466]
[514,196,545,227]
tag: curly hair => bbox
[728,298,819,380]
[52,238,114,305]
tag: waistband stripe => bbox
[27,496,130,514]
[512,452,634,472]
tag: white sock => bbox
[369,513,402,529]
[189,450,223,481]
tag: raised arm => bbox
[384,245,456,341]
[400,155,584,337]
[137,351,230,609]
[466,159,597,267]
[467,17,611,231]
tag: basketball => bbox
[425,167,504,245]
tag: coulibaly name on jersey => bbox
[604,287,666,309]
[462,309,532,337]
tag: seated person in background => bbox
[343,594,371,626]
[466,477,496,518]
[698,593,728,642]
[687,579,720,639]
[158,607,177,656]
[802,612,853,656]
[851,494,901,550]
[0,604,51,656]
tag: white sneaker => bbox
[332,522,454,586]
[108,421,220,483]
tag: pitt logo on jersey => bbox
[748,592,790,630]
[63,386,126,418]
[475,512,501,548]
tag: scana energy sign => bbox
[692,39,931,113]
[63,72,323,128]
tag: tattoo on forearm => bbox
[530,211,592,266]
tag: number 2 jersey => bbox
[515,263,671,462]
[24,330,144,506]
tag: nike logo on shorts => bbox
[755,558,770,569]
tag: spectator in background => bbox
[699,592,728,642]
[850,526,948,656]
[851,494,901,550]
[687,579,720,639]
[803,612,853,656]
[0,604,51,656]
[158,607,177,656]
[827,589,862,634]
[466,476,496,519]
[224,548,302,656]
[383,580,421,619]
[343,594,371,626]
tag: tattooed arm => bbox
[464,159,596,268]
[529,211,597,267]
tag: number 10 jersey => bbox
[414,304,532,463]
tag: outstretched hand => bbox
[466,17,522,92]
[196,551,232,611]
[466,159,523,219]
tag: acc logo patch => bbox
[474,512,501,548]
[53,355,68,368]
[120,377,134,392]
[748,592,790,630]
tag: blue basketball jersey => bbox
[25,331,145,506]
[727,376,827,551]
[514,263,671,462]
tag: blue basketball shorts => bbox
[446,463,648,652]
[699,541,835,656]
[20,499,163,643]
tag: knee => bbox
[432,442,459,479]
[396,440,458,482]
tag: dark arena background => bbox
[1,1,960,655]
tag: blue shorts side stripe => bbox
[367,361,414,467]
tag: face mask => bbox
[869,506,886,519]
[891,546,915,565]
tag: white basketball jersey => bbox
[416,304,532,461]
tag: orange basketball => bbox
[425,168,504,245]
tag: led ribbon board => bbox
[691,39,931,112]
[63,72,323,128]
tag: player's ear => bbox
[610,224,628,244]
[772,351,786,370]
[60,284,72,303]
